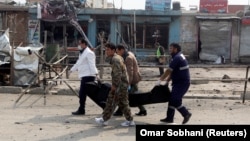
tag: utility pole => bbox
[121,0,123,9]
[133,10,136,55]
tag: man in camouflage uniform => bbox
[114,43,147,116]
[95,43,135,127]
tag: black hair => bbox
[105,43,116,50]
[155,42,160,46]
[80,38,88,45]
[170,42,181,52]
[116,43,127,50]
[116,43,129,60]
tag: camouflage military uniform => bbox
[102,54,133,121]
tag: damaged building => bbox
[27,0,250,64]
[1,0,250,86]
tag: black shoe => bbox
[113,111,123,116]
[72,110,85,115]
[135,110,147,116]
[182,113,192,124]
[160,118,173,123]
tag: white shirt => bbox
[70,47,98,78]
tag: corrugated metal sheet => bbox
[239,25,250,57]
[199,21,232,61]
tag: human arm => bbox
[111,58,123,89]
[155,68,172,86]
[160,68,172,81]
[125,56,134,84]
[159,46,165,57]
[70,56,81,72]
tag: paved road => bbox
[1,93,250,141]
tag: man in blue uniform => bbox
[156,42,192,124]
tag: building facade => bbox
[26,2,248,63]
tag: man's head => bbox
[169,43,181,55]
[78,38,88,49]
[116,43,127,56]
[155,42,160,48]
[105,43,116,57]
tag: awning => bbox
[118,16,171,24]
[196,16,241,20]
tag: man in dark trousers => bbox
[69,38,98,115]
[95,43,135,126]
[114,44,147,116]
[156,42,192,124]
[155,42,165,76]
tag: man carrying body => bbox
[70,38,98,115]
[95,43,135,126]
[114,44,147,116]
[156,42,192,124]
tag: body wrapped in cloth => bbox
[85,81,170,108]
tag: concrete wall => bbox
[179,15,198,62]
[168,15,198,63]
[231,20,241,63]
[168,17,180,44]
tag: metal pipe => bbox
[242,66,250,103]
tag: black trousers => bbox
[78,76,96,111]
[158,62,164,75]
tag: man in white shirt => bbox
[69,38,98,115]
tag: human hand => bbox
[96,74,100,81]
[155,80,161,86]
[128,85,131,91]
[164,81,169,86]
[111,85,116,92]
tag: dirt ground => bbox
[0,66,250,141]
